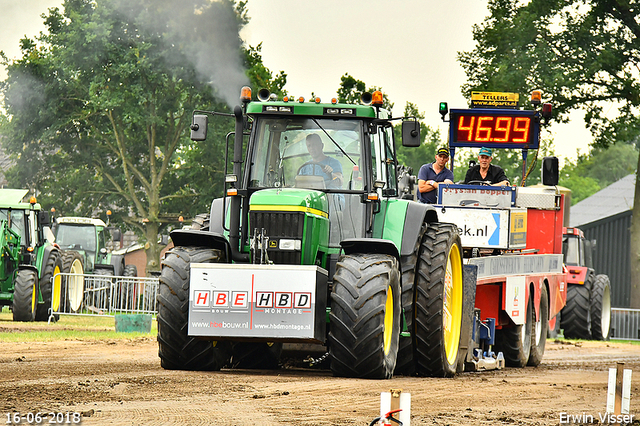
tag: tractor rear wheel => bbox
[13,269,38,322]
[394,223,427,376]
[157,246,231,371]
[413,223,464,377]
[561,281,592,339]
[528,285,549,366]
[495,293,533,367]
[35,251,64,322]
[590,275,611,340]
[329,253,401,379]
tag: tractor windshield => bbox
[248,117,363,191]
[249,117,366,245]
[55,224,97,253]
[0,209,28,246]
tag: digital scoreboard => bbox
[449,109,540,150]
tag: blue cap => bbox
[479,147,492,156]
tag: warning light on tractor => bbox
[372,91,384,106]
[240,86,252,102]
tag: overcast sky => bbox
[0,0,594,163]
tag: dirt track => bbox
[0,320,638,425]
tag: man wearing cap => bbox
[417,147,454,204]
[464,147,510,186]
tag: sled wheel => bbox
[35,250,63,321]
[394,223,427,376]
[13,269,38,322]
[157,246,231,371]
[496,292,533,367]
[528,284,549,366]
[329,253,401,379]
[561,281,591,339]
[413,223,464,377]
[590,275,611,340]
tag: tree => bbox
[460,0,640,307]
[0,0,284,274]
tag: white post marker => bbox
[607,362,632,415]
[380,389,410,425]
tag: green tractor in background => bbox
[52,216,137,312]
[0,189,63,322]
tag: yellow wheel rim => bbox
[52,264,62,312]
[443,243,463,365]
[30,281,37,313]
[383,285,394,356]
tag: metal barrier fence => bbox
[48,273,159,323]
[610,308,640,341]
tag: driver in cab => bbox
[464,147,510,186]
[298,134,344,188]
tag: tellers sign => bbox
[449,109,539,149]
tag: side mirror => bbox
[401,120,420,147]
[111,229,122,242]
[542,156,559,186]
[190,115,208,141]
[38,211,51,226]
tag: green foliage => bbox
[559,144,638,204]
[337,73,394,111]
[0,0,285,271]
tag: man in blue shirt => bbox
[298,134,344,188]
[417,147,454,203]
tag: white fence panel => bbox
[49,273,159,322]
[611,308,640,341]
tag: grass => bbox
[0,308,157,342]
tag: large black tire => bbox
[413,223,464,377]
[190,213,210,231]
[328,253,401,379]
[230,342,283,369]
[528,285,549,366]
[157,246,231,371]
[495,292,533,368]
[590,275,612,340]
[35,250,64,322]
[13,269,38,322]
[561,281,592,339]
[123,264,138,277]
[61,251,85,313]
[394,223,427,376]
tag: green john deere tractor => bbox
[52,216,137,312]
[157,88,472,379]
[0,189,63,322]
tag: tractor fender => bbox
[209,197,228,234]
[400,201,438,256]
[109,254,126,276]
[40,245,61,278]
[340,238,400,261]
[170,229,232,262]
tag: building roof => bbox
[569,174,636,227]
